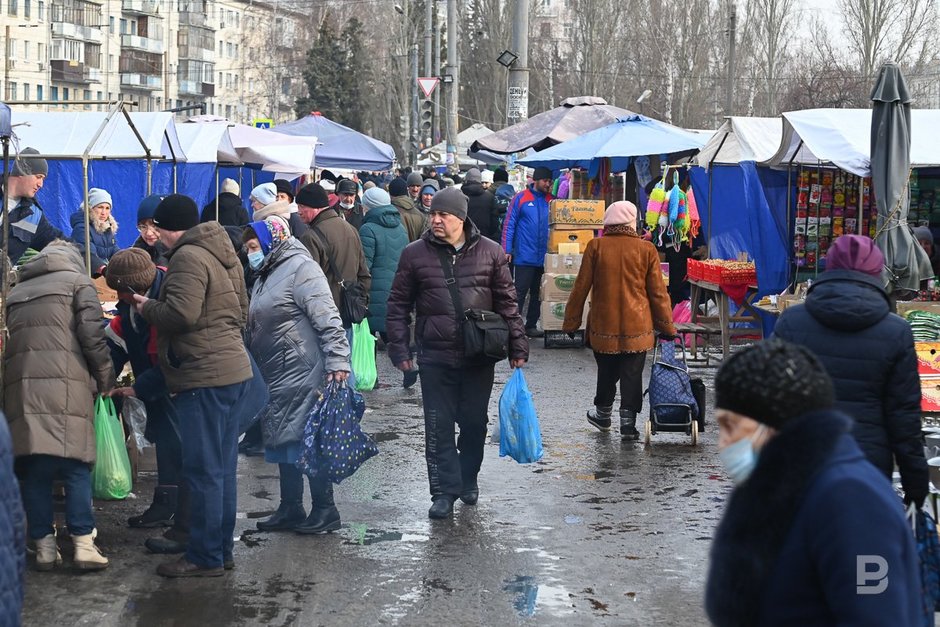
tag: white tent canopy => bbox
[764,108,940,176]
[417,123,495,168]
[695,117,785,166]
[175,121,238,164]
[183,115,317,178]
[11,111,185,160]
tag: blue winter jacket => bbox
[359,204,408,334]
[70,210,120,261]
[501,185,553,267]
[707,410,922,627]
[773,269,928,504]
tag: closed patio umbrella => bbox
[870,61,932,293]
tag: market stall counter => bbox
[686,259,763,359]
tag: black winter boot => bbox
[587,405,613,432]
[257,464,306,531]
[128,486,178,528]
[428,495,455,519]
[619,409,640,440]
[295,478,340,534]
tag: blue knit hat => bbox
[137,194,165,223]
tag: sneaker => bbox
[525,327,544,338]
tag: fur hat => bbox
[152,194,200,232]
[106,248,156,295]
[715,339,835,429]
[11,147,48,177]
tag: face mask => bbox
[340,201,354,209]
[247,250,265,270]
[719,425,765,485]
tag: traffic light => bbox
[420,98,433,144]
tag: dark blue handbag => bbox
[295,381,378,483]
[910,504,940,625]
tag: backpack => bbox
[492,183,515,233]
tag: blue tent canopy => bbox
[519,115,707,176]
[271,113,395,171]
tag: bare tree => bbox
[740,0,798,115]
[839,0,938,78]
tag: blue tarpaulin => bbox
[519,115,706,177]
[272,113,395,171]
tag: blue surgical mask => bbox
[247,250,265,270]
[719,426,765,485]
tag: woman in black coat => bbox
[774,235,928,508]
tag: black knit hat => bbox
[106,248,156,294]
[273,179,294,202]
[533,166,553,181]
[152,194,199,232]
[11,147,48,177]
[296,183,330,209]
[494,168,509,183]
[389,177,408,197]
[714,339,835,429]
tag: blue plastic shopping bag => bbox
[498,369,543,463]
[909,504,940,625]
[296,381,378,483]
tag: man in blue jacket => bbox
[501,166,554,338]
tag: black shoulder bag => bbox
[312,225,368,326]
[436,247,509,363]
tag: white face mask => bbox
[719,425,766,485]
[339,201,354,210]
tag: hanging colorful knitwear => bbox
[645,172,667,231]
[687,186,701,239]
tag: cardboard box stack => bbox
[548,199,603,253]
[541,252,589,330]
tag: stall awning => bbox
[695,117,784,166]
[764,108,940,176]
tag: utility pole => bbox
[444,0,458,169]
[725,0,736,116]
[411,42,419,164]
[432,3,441,146]
[3,25,9,101]
[507,0,529,126]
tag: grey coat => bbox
[247,238,350,449]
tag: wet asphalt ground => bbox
[21,341,729,626]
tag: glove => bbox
[566,332,577,339]
[904,490,928,510]
[659,333,678,341]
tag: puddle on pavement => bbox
[343,525,429,546]
[503,575,575,617]
[237,531,267,548]
[564,515,582,525]
[371,432,401,443]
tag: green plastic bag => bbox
[351,319,377,391]
[91,396,133,500]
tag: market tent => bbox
[8,110,186,249]
[417,123,494,168]
[470,96,635,155]
[870,62,932,293]
[518,115,706,176]
[271,112,395,171]
[695,117,784,166]
[764,108,940,176]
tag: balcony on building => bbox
[179,11,209,28]
[121,16,164,54]
[178,80,215,97]
[50,59,102,84]
[51,22,104,44]
[121,0,160,16]
[50,0,105,43]
[120,73,162,90]
[121,33,164,54]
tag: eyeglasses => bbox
[137,224,158,234]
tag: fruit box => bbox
[540,273,578,302]
[548,229,594,254]
[540,299,589,331]
[549,199,605,227]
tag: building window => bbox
[7,82,17,100]
[23,41,29,60]
[23,83,29,99]
[109,16,114,33]
[37,42,43,61]
[24,0,29,18]
[36,84,42,101]
[38,0,44,20]
[63,87,69,100]
[120,18,128,35]
[225,104,231,119]
[7,39,16,59]
[8,0,17,16]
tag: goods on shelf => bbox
[687,259,757,285]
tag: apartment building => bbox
[0,0,308,123]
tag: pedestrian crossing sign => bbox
[253,118,274,129]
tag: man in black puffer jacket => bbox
[461,168,498,240]
[386,187,528,520]
[774,235,928,508]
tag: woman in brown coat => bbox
[563,201,676,439]
[4,241,115,571]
